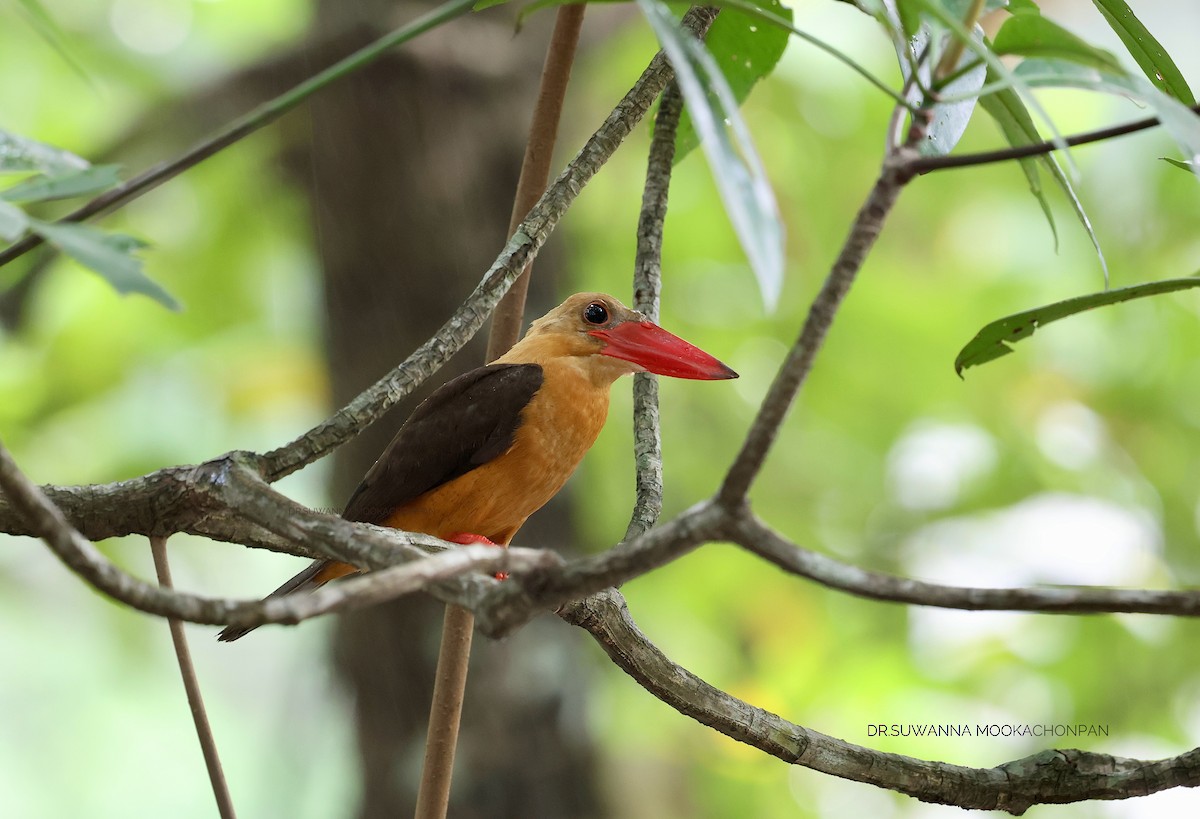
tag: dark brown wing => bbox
[340,363,544,524]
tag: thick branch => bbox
[563,588,1200,814]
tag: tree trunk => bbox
[297,4,604,817]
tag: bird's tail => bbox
[216,559,357,642]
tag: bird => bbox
[218,292,736,641]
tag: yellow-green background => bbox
[2,1,1198,816]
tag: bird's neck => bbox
[497,332,635,387]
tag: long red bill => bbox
[590,321,738,380]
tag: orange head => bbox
[513,292,738,382]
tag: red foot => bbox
[447,532,508,580]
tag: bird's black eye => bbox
[583,301,609,325]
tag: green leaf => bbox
[0,165,121,203]
[955,275,1200,376]
[887,0,988,157]
[30,220,180,310]
[1089,0,1194,105]
[0,200,29,242]
[993,13,1123,72]
[1161,157,1195,173]
[1005,0,1040,14]
[0,130,90,175]
[907,0,1076,171]
[1015,59,1200,176]
[637,0,785,311]
[674,0,792,162]
[894,0,923,38]
[976,68,1108,283]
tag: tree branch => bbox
[562,588,1200,814]
[909,102,1200,175]
[729,510,1200,616]
[625,80,683,541]
[718,143,919,506]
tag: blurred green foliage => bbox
[3,1,1200,817]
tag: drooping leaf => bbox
[977,83,1057,248]
[1015,59,1200,174]
[955,275,1200,376]
[637,0,785,311]
[976,69,1108,283]
[30,220,179,310]
[0,165,121,203]
[992,13,1124,72]
[1089,0,1194,105]
[674,0,792,162]
[0,130,90,175]
[0,200,29,242]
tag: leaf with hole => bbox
[955,276,1200,376]
[637,0,785,311]
[31,220,179,310]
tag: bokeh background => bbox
[2,0,1199,816]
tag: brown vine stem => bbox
[414,7,587,818]
[149,536,237,819]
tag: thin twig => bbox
[0,0,477,271]
[909,102,1200,175]
[149,537,237,819]
[624,81,683,541]
[717,143,920,506]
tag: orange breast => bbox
[382,357,611,545]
